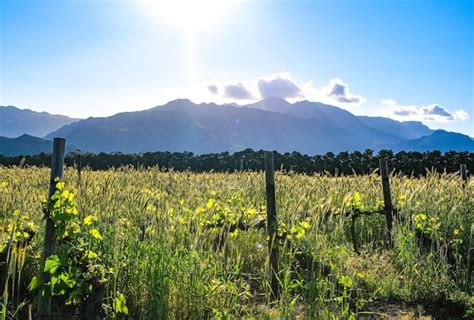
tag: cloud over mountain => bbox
[257,74,302,99]
[206,72,364,107]
[223,82,254,100]
[207,84,219,95]
[320,78,365,104]
[381,99,470,122]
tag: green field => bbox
[1,167,473,319]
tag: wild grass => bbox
[0,166,473,319]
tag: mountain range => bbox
[1,98,473,156]
[0,106,78,138]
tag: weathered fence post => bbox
[460,164,468,183]
[77,151,82,184]
[379,158,394,246]
[38,137,66,318]
[240,158,244,171]
[265,151,279,300]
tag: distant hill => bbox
[357,116,433,140]
[0,106,78,138]
[0,135,53,156]
[389,130,474,152]
[0,135,78,156]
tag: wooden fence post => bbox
[77,151,82,184]
[460,164,468,183]
[265,151,279,301]
[379,158,394,246]
[38,138,66,318]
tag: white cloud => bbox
[256,73,302,99]
[205,72,365,108]
[222,82,254,100]
[453,109,470,121]
[380,99,470,122]
[320,78,365,105]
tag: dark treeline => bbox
[1,149,472,176]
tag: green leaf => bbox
[44,255,61,274]
[60,272,76,288]
[28,275,39,291]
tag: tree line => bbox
[0,149,472,176]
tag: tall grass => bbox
[0,166,472,318]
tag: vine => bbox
[29,179,128,319]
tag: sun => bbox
[140,0,237,83]
[141,0,236,36]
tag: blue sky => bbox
[1,0,472,135]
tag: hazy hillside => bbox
[357,116,433,140]
[0,135,53,156]
[389,130,474,152]
[247,97,402,143]
[0,106,78,138]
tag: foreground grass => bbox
[1,166,473,319]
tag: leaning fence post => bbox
[265,151,279,301]
[38,137,66,318]
[379,158,394,246]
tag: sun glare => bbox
[142,0,236,35]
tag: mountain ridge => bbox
[2,99,472,155]
[0,105,79,138]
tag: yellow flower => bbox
[62,190,70,200]
[453,229,460,236]
[84,215,94,225]
[300,221,310,230]
[207,198,215,209]
[90,228,103,240]
[246,208,257,216]
[56,181,65,190]
[85,250,98,259]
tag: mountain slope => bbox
[46,99,376,154]
[357,116,433,140]
[389,130,474,152]
[0,106,79,138]
[0,135,53,156]
[247,97,403,143]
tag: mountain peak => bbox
[164,98,196,106]
[248,96,291,112]
[259,96,290,105]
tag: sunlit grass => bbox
[0,166,473,318]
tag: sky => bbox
[0,0,473,135]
